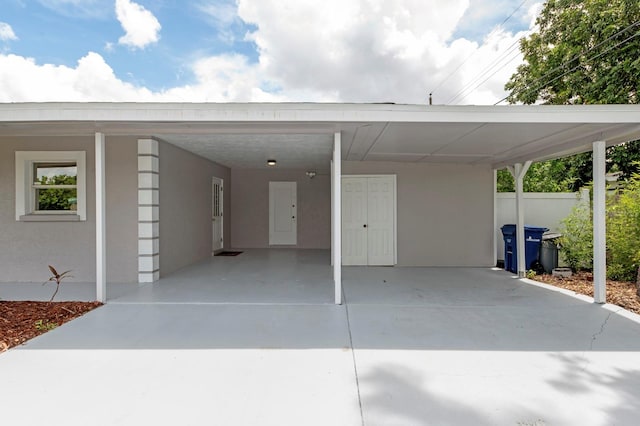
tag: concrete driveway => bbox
[2,267,640,425]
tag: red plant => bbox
[44,265,72,302]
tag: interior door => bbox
[341,177,368,265]
[212,177,224,253]
[342,175,396,265]
[269,181,297,245]
[367,176,395,265]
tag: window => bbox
[16,151,86,221]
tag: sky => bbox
[0,0,543,105]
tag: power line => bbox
[428,0,531,101]
[445,38,524,104]
[494,20,640,104]
[450,51,523,105]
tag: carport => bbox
[1,103,640,304]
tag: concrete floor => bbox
[2,250,640,425]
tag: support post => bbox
[493,169,498,267]
[95,132,106,302]
[509,161,531,278]
[332,132,342,305]
[593,141,606,304]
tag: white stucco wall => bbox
[158,141,231,277]
[0,135,138,283]
[343,161,494,267]
[230,168,331,249]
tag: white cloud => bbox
[37,0,112,19]
[0,52,154,101]
[196,0,242,43]
[115,0,161,49]
[233,0,533,104]
[0,1,543,104]
[197,0,238,27]
[0,22,18,41]
[0,51,280,102]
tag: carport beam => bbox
[508,161,531,278]
[95,132,106,303]
[593,141,606,304]
[333,131,342,305]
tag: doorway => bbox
[269,181,297,245]
[342,175,396,265]
[212,176,224,254]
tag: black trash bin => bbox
[500,225,549,273]
[540,233,561,274]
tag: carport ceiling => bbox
[156,133,334,171]
[1,103,639,170]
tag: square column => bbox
[593,141,606,303]
[95,132,106,302]
[508,161,531,278]
[332,132,342,305]
[138,139,160,283]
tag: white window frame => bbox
[15,151,87,221]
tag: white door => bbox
[366,177,395,265]
[342,177,368,265]
[269,181,297,245]
[212,177,224,253]
[342,175,396,265]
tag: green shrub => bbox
[606,177,640,281]
[559,202,593,271]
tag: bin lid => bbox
[542,232,562,240]
[501,224,549,232]
[524,226,549,232]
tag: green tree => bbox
[506,0,640,105]
[496,159,574,192]
[37,174,77,211]
[504,0,640,190]
[607,176,640,282]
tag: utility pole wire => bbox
[495,21,640,105]
[446,40,524,104]
[428,0,531,101]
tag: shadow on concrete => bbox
[545,353,640,424]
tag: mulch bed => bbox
[0,301,102,353]
[535,271,640,315]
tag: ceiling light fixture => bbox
[267,159,277,166]
[306,171,317,179]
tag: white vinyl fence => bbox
[495,189,589,261]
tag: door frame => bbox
[212,176,224,254]
[342,174,397,265]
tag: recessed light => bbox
[267,159,277,166]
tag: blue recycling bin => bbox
[501,225,549,273]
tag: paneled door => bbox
[269,181,297,245]
[342,175,396,265]
[212,177,224,254]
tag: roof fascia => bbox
[1,103,639,125]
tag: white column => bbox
[509,161,531,278]
[330,159,334,267]
[95,132,106,302]
[332,132,342,305]
[593,141,606,304]
[493,169,498,267]
[138,139,160,283]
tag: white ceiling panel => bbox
[157,133,333,170]
[364,153,429,162]
[343,123,388,161]
[420,154,492,164]
[434,123,581,156]
[369,122,482,155]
